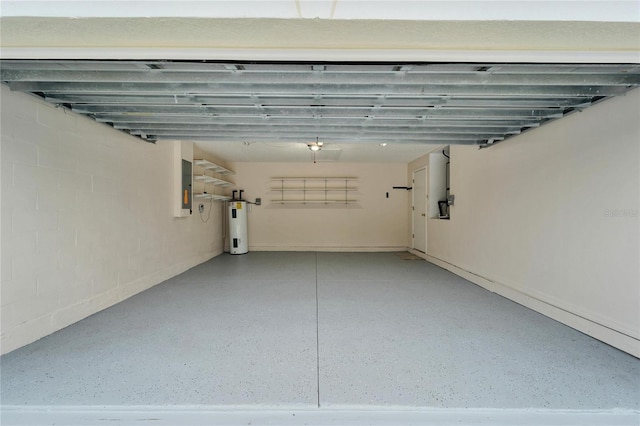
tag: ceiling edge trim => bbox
[2,48,639,64]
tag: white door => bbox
[412,168,427,253]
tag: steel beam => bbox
[3,69,639,86]
[8,82,630,97]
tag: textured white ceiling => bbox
[195,140,443,163]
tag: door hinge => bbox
[412,234,414,239]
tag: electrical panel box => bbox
[181,159,192,211]
[173,140,194,217]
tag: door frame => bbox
[412,167,427,253]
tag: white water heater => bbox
[228,201,248,254]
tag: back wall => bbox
[229,162,409,252]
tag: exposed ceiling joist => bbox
[1,60,638,148]
[43,94,594,109]
[3,69,639,86]
[7,82,631,97]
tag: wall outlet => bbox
[255,198,262,206]
[198,204,205,213]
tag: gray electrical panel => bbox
[181,159,192,211]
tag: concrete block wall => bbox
[1,86,224,354]
[409,88,640,357]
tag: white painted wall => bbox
[420,89,640,356]
[0,86,224,354]
[230,162,409,251]
[3,0,637,22]
[428,151,449,219]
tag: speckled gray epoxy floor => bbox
[1,252,639,410]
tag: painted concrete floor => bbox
[1,252,639,424]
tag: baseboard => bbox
[2,405,638,426]
[0,249,223,355]
[422,254,640,358]
[250,246,407,252]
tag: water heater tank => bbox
[228,201,248,254]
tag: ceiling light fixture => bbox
[308,139,324,152]
[380,143,388,147]
[308,138,324,164]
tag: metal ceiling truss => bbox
[2,60,639,147]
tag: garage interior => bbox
[1,2,639,425]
